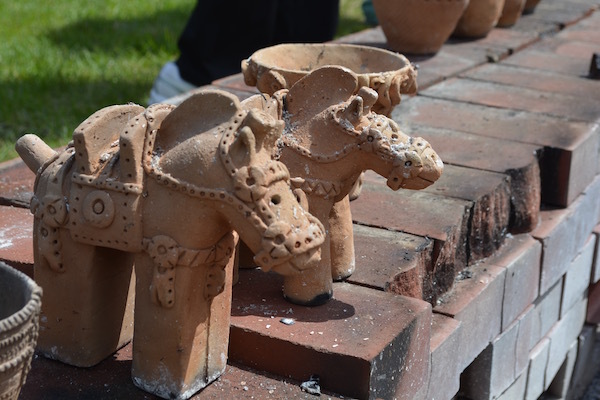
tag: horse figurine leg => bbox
[329,194,356,281]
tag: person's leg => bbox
[275,0,339,43]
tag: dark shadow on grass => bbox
[45,8,191,55]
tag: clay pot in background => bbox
[372,0,470,54]
[497,0,526,27]
[0,262,42,400]
[453,0,506,38]
[523,0,542,14]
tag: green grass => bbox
[0,0,369,162]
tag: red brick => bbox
[561,234,596,317]
[503,48,591,76]
[0,205,33,275]
[351,179,471,303]
[421,77,600,123]
[212,73,259,95]
[426,314,462,400]
[347,222,434,300]
[0,157,35,207]
[229,269,432,400]
[462,63,600,101]
[515,305,537,375]
[525,337,550,400]
[497,372,527,400]
[531,280,562,348]
[478,234,541,329]
[524,0,595,26]
[434,264,506,370]
[533,38,600,61]
[395,96,599,207]
[406,126,539,233]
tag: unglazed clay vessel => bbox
[372,0,470,54]
[15,90,325,399]
[453,0,506,38]
[241,66,444,305]
[0,262,42,400]
[523,0,542,13]
[242,43,417,117]
[497,0,526,27]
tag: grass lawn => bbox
[0,0,369,162]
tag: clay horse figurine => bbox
[16,90,325,399]
[241,66,443,306]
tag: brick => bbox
[420,165,511,261]
[427,314,462,400]
[347,222,434,300]
[531,280,563,349]
[532,38,600,61]
[0,205,34,275]
[406,126,538,234]
[463,63,600,101]
[568,325,600,399]
[497,371,527,400]
[547,340,578,397]
[516,306,537,376]
[0,157,35,207]
[525,0,595,26]
[503,48,591,76]
[588,280,600,324]
[229,269,432,400]
[434,264,506,370]
[394,96,599,207]
[350,179,471,303]
[460,317,520,399]
[479,234,541,329]
[561,234,596,317]
[421,77,600,123]
[545,296,588,387]
[526,337,551,400]
[592,224,600,284]
[212,73,259,96]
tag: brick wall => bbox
[3,0,600,398]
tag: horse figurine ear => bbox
[156,90,242,150]
[286,66,359,122]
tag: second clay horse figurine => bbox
[16,90,325,399]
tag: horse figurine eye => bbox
[405,160,412,167]
[270,194,281,205]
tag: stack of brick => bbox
[1,0,600,398]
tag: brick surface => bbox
[561,234,596,317]
[347,223,434,300]
[515,306,537,376]
[497,372,527,400]
[394,96,599,207]
[526,337,551,400]
[569,325,600,400]
[478,234,541,330]
[531,280,563,349]
[0,157,35,207]
[434,264,506,370]
[545,296,588,388]
[420,165,511,261]
[351,179,471,303]
[426,313,462,400]
[547,340,578,397]
[0,205,34,274]
[503,48,592,76]
[404,126,539,234]
[229,269,432,400]
[592,224,600,284]
[421,77,600,123]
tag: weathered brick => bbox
[427,314,462,400]
[351,179,471,303]
[561,234,596,317]
[229,269,432,400]
[419,164,511,260]
[459,316,520,399]
[212,73,259,96]
[0,157,35,207]
[526,337,551,400]
[593,224,600,284]
[478,234,541,329]
[503,49,590,76]
[547,340,578,397]
[545,296,588,388]
[0,205,34,275]
[405,126,538,234]
[531,280,563,349]
[434,264,506,370]
[588,280,600,324]
[532,38,600,61]
[568,325,600,399]
[516,305,537,376]
[347,222,434,300]
[394,96,599,207]
[497,371,527,400]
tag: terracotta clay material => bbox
[241,66,444,305]
[0,262,42,400]
[453,0,507,38]
[497,0,526,27]
[242,43,417,117]
[15,90,325,399]
[372,0,470,55]
[523,0,542,13]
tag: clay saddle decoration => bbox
[241,66,444,305]
[16,90,325,400]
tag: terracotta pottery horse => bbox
[16,90,325,399]
[241,66,444,305]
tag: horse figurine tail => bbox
[15,134,57,174]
